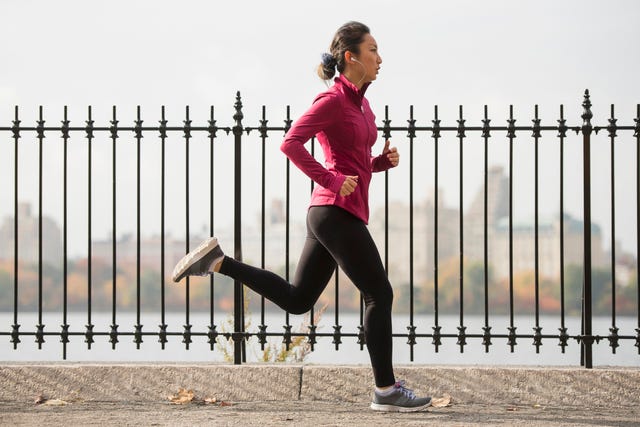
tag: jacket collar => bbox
[336,74,371,107]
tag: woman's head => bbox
[317,21,374,81]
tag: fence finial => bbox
[507,105,517,139]
[382,105,391,140]
[233,91,244,136]
[581,89,593,135]
[11,106,20,140]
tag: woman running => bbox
[172,21,431,412]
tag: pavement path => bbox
[2,400,639,426]
[1,364,638,426]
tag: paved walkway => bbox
[1,364,639,426]
[3,400,640,426]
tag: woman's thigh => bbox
[307,206,390,299]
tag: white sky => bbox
[1,0,639,256]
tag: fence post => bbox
[232,92,245,364]
[581,89,594,368]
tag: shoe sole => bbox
[370,400,432,413]
[172,237,219,282]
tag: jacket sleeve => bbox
[280,93,345,194]
[370,152,394,172]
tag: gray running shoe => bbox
[172,237,225,282]
[370,380,431,412]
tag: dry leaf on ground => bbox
[43,399,69,406]
[35,394,69,406]
[168,388,232,407]
[431,394,452,408]
[168,388,195,405]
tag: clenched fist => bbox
[340,175,359,196]
[382,140,399,167]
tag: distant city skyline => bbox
[2,164,635,291]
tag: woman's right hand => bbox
[339,175,359,196]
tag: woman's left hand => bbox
[382,140,399,167]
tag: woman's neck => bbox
[342,71,365,90]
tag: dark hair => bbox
[317,21,370,80]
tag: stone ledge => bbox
[0,364,638,407]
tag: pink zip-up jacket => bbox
[280,74,394,224]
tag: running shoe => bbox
[370,380,432,412]
[172,237,224,282]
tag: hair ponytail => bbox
[317,52,338,80]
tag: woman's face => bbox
[348,33,382,85]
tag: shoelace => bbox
[393,380,416,399]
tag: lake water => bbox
[1,312,638,367]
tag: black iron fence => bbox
[1,90,639,367]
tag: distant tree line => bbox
[0,258,637,316]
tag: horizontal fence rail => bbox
[0,90,639,368]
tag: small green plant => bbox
[217,292,327,363]
[258,304,327,363]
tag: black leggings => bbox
[219,205,395,387]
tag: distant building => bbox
[464,165,606,278]
[488,214,606,279]
[0,202,63,266]
[464,165,510,264]
[369,188,460,286]
[90,232,188,271]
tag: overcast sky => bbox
[1,0,639,256]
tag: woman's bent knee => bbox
[363,281,393,309]
[280,297,315,315]
[285,303,313,315]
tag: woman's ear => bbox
[344,51,354,64]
